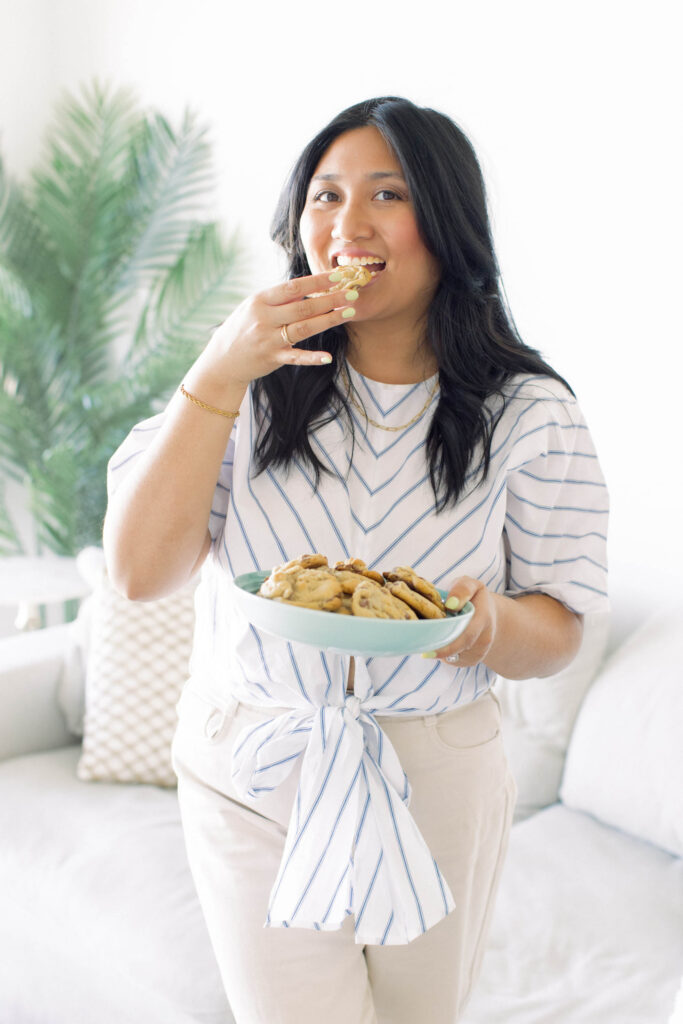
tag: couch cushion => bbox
[0,746,233,1024]
[670,973,683,1024]
[560,599,683,857]
[0,624,74,759]
[461,804,683,1024]
[495,611,609,822]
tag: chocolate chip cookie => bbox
[351,580,418,620]
[259,566,343,611]
[385,580,447,619]
[382,566,446,614]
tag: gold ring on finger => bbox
[280,324,292,345]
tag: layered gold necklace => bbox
[339,363,439,433]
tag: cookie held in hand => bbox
[309,265,373,298]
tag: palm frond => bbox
[0,263,32,317]
[28,442,80,555]
[0,155,69,321]
[142,223,246,351]
[30,80,140,283]
[115,109,216,289]
[0,80,248,556]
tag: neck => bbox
[345,320,438,385]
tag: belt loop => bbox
[422,712,439,734]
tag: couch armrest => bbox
[0,625,78,760]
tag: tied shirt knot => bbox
[230,695,455,945]
[344,692,362,720]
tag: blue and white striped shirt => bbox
[108,368,609,945]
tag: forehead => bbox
[312,126,401,176]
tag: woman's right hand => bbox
[204,271,356,386]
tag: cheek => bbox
[399,232,440,285]
[393,216,434,268]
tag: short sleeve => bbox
[503,380,609,615]
[107,412,235,542]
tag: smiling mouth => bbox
[332,255,386,276]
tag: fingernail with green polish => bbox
[342,307,356,319]
[320,355,332,364]
[421,651,437,659]
[328,271,343,282]
[345,289,359,301]
[445,596,460,611]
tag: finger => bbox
[423,626,486,666]
[273,289,355,333]
[436,626,481,662]
[431,618,481,660]
[421,642,478,665]
[444,575,482,613]
[276,345,334,369]
[437,604,494,666]
[422,578,488,663]
[280,304,356,348]
[438,646,482,667]
[261,271,348,308]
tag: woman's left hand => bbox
[424,576,499,667]
[425,576,584,678]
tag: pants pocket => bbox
[171,687,238,779]
[427,690,502,754]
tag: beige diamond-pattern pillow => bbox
[77,569,198,788]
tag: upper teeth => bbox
[336,255,385,266]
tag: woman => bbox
[104,97,609,1023]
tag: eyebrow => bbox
[311,171,406,182]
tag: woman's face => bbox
[299,126,440,330]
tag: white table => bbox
[0,556,92,630]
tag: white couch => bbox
[1,558,682,1024]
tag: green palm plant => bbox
[0,80,246,556]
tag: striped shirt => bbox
[108,367,609,945]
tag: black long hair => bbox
[253,96,572,510]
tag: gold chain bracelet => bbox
[179,383,240,420]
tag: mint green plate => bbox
[231,571,474,657]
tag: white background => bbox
[1,0,681,633]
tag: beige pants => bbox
[172,686,516,1024]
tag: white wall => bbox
[1,0,681,630]
[0,0,56,175]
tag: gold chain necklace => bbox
[340,363,439,433]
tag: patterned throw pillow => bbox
[76,569,198,788]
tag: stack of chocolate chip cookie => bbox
[258,555,448,620]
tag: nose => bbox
[331,196,372,242]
